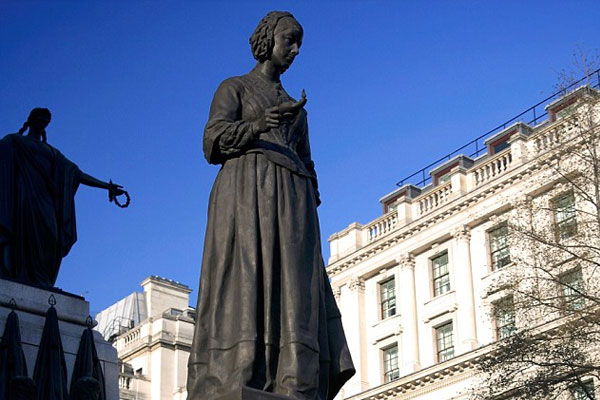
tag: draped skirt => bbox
[187,153,354,399]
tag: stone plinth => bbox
[216,386,294,400]
[0,278,118,400]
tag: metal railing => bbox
[396,68,600,188]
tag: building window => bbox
[560,269,585,312]
[494,297,516,339]
[571,380,595,400]
[554,192,577,240]
[380,278,396,319]
[438,173,451,184]
[432,252,450,296]
[493,140,510,154]
[382,345,400,383]
[436,322,454,362]
[489,224,510,270]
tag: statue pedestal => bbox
[0,278,119,400]
[217,386,294,400]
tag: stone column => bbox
[452,226,479,352]
[397,253,421,374]
[341,277,368,396]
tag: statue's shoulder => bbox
[0,133,19,145]
[217,75,247,91]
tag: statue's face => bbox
[270,17,302,74]
[30,115,51,131]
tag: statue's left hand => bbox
[278,89,307,118]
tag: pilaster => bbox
[397,253,421,374]
[341,277,368,396]
[451,226,479,352]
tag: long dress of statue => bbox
[0,108,125,288]
[187,11,355,400]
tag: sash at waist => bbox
[245,139,314,180]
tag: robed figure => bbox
[187,11,354,400]
[0,108,126,288]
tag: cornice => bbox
[345,346,489,400]
[327,164,534,278]
[327,112,589,279]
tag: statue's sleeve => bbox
[296,113,321,206]
[203,79,257,165]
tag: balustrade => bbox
[417,182,452,216]
[121,327,141,348]
[533,118,578,155]
[366,210,398,242]
[329,97,594,255]
[473,149,512,187]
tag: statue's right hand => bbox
[108,182,125,199]
[253,106,280,134]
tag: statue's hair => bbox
[18,107,51,143]
[249,11,302,63]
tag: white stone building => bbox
[327,86,600,399]
[96,276,194,400]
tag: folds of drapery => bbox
[0,309,36,399]
[33,306,69,400]
[0,134,80,288]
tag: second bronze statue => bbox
[0,107,128,289]
[187,11,355,400]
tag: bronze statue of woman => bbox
[0,107,126,289]
[187,11,354,399]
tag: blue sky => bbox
[1,1,599,314]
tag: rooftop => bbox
[327,76,600,268]
[396,68,600,188]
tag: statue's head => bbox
[18,107,51,142]
[27,107,52,130]
[250,11,303,72]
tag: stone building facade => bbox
[327,86,600,399]
[96,276,194,400]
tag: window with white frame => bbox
[380,277,396,319]
[554,192,577,240]
[560,268,586,312]
[571,380,596,400]
[489,224,510,270]
[494,297,516,339]
[432,252,450,296]
[436,321,454,362]
[382,345,399,382]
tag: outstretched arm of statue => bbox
[79,172,125,198]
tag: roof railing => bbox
[396,68,600,188]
